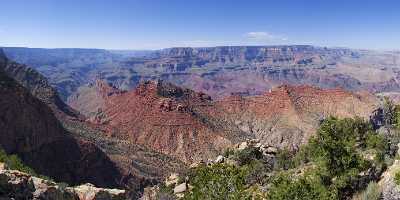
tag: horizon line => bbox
[0,45,398,52]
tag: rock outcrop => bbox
[380,160,400,200]
[73,80,247,163]
[0,164,127,200]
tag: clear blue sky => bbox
[0,0,399,50]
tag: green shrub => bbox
[266,171,336,200]
[0,148,52,181]
[157,184,176,200]
[366,132,387,151]
[275,149,295,170]
[383,97,397,126]
[268,117,379,199]
[184,164,251,200]
[307,117,371,177]
[6,155,37,174]
[223,148,235,158]
[184,116,389,199]
[233,146,263,166]
[242,160,269,185]
[394,170,400,186]
[0,149,36,175]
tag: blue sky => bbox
[0,0,399,50]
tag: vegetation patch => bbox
[0,148,51,180]
[182,116,395,200]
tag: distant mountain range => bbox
[4,46,400,103]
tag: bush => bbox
[383,97,397,126]
[157,184,177,200]
[275,149,296,170]
[394,170,400,186]
[307,117,371,177]
[223,148,235,158]
[184,116,390,199]
[233,146,263,166]
[242,160,269,185]
[184,164,251,200]
[366,132,387,151]
[0,148,52,180]
[0,149,36,175]
[268,117,380,199]
[266,171,336,200]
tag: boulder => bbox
[173,183,187,194]
[32,177,77,200]
[254,143,262,148]
[0,169,127,200]
[0,170,35,199]
[0,162,7,170]
[264,146,278,154]
[238,142,248,150]
[140,186,159,200]
[189,161,204,168]
[215,155,224,163]
[70,183,126,200]
[165,173,179,187]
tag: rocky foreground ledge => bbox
[0,162,128,200]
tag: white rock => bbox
[265,146,278,154]
[254,143,262,148]
[189,162,200,168]
[174,183,187,194]
[238,142,248,150]
[165,173,179,187]
[0,162,7,170]
[215,155,224,163]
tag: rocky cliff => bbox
[0,50,122,188]
[72,80,248,163]
[69,79,379,163]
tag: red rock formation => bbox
[71,79,378,164]
[75,80,246,163]
[211,85,379,150]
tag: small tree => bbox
[383,97,397,126]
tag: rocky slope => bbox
[0,50,122,188]
[210,85,379,150]
[69,79,379,163]
[0,50,80,119]
[69,80,248,163]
